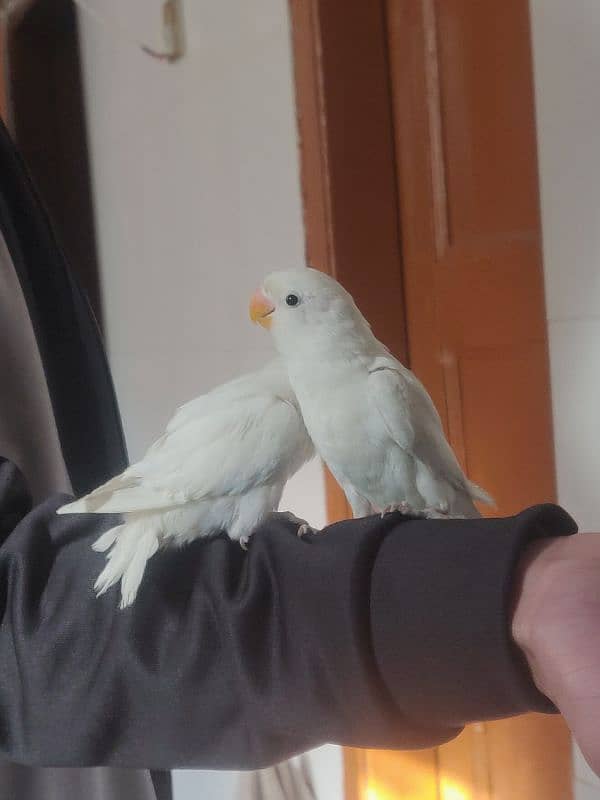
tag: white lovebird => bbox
[249,268,493,520]
[57,359,314,608]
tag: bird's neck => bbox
[283,326,386,374]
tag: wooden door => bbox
[386,0,555,515]
[289,0,572,798]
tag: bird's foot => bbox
[381,501,421,518]
[268,511,320,538]
[380,501,461,520]
[421,506,451,520]
[421,506,465,520]
[239,536,250,551]
[296,521,319,539]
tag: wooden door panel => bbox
[458,344,556,514]
[486,715,572,800]
[354,717,573,800]
[437,725,492,800]
[363,750,438,800]
[386,0,541,259]
[436,244,547,343]
[435,1,540,241]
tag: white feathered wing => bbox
[57,359,314,607]
[367,357,493,517]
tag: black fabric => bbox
[0,460,576,770]
[0,460,32,546]
[371,505,578,730]
[150,769,172,800]
[0,120,127,496]
[0,118,165,797]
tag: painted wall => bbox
[530,1,600,798]
[77,1,341,798]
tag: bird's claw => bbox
[422,507,465,520]
[268,511,320,538]
[381,501,420,518]
[239,536,250,551]
[420,503,467,520]
[421,506,452,520]
[380,502,459,520]
[297,522,319,538]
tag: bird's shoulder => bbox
[166,362,292,433]
[366,357,471,489]
[365,355,448,449]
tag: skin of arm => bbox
[513,534,600,775]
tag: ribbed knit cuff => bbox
[370,504,578,728]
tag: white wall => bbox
[77,2,340,798]
[530,1,600,798]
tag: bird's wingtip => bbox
[468,481,496,508]
[56,502,82,515]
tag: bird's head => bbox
[249,268,374,359]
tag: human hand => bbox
[513,534,600,775]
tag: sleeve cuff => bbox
[370,504,578,729]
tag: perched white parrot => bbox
[57,359,315,608]
[249,268,493,519]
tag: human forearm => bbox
[371,504,576,731]
[512,533,600,775]
[0,456,578,769]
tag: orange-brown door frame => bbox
[289,0,409,526]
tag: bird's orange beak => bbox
[249,289,275,329]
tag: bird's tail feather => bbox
[57,482,181,515]
[57,474,142,515]
[93,521,160,609]
[467,480,495,508]
[92,525,122,553]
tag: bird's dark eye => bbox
[285,294,300,307]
